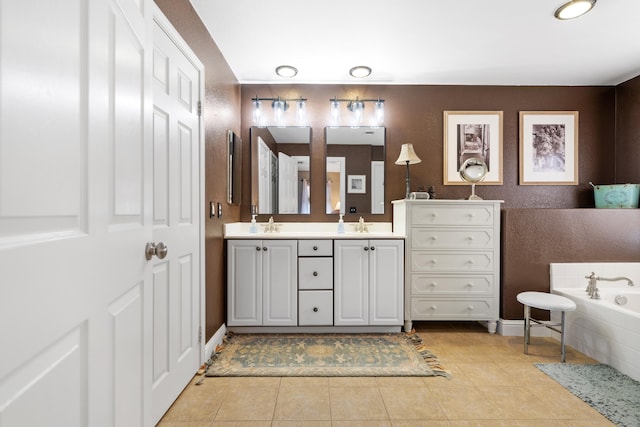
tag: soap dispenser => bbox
[249,214,258,233]
[337,214,345,234]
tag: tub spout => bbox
[597,276,634,286]
[585,272,600,299]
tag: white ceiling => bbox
[189,0,640,86]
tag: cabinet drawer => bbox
[411,204,494,226]
[410,298,493,319]
[411,229,494,249]
[411,275,493,295]
[299,290,333,325]
[411,251,494,272]
[299,257,333,290]
[299,240,333,256]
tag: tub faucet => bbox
[597,276,635,286]
[585,272,600,299]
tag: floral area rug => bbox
[204,332,448,377]
[535,363,640,427]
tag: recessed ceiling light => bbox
[554,0,596,20]
[275,65,298,78]
[349,66,372,78]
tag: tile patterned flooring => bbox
[157,322,616,426]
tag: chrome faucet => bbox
[262,216,280,233]
[585,272,600,299]
[356,217,369,233]
[585,272,635,299]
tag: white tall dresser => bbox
[392,199,502,333]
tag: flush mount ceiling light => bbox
[554,0,596,20]
[275,65,298,78]
[349,66,372,78]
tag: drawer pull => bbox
[466,236,475,240]
[429,236,438,240]
[467,305,475,311]
[467,259,474,264]
[430,305,437,310]
[466,283,474,288]
[313,271,318,277]
[429,282,437,287]
[313,246,318,251]
[313,307,318,312]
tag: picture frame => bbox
[443,111,503,185]
[347,175,366,194]
[519,111,578,185]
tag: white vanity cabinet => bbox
[334,239,404,326]
[227,239,297,326]
[392,200,502,333]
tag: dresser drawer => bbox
[411,204,494,226]
[410,298,493,319]
[411,251,494,272]
[299,290,333,325]
[411,229,494,249]
[411,275,493,295]
[299,240,333,256]
[299,257,333,290]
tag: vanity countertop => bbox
[224,222,405,239]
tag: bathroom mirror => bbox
[250,126,311,214]
[325,127,385,215]
[459,157,488,200]
[227,130,242,205]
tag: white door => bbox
[151,9,204,424]
[371,161,385,214]
[0,0,153,426]
[258,137,272,214]
[278,152,298,214]
[334,240,369,325]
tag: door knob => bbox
[145,242,168,260]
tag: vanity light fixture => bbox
[275,65,298,78]
[349,66,372,78]
[251,96,307,125]
[329,96,385,126]
[395,143,422,199]
[554,0,596,20]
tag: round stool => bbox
[516,291,577,362]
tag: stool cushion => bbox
[517,291,576,311]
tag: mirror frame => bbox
[227,130,242,205]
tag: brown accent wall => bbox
[615,75,640,183]
[154,0,241,340]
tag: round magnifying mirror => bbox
[459,157,488,200]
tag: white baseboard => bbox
[204,323,226,360]
[498,319,553,337]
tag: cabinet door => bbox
[369,240,404,325]
[263,240,298,326]
[334,240,369,325]
[227,240,262,325]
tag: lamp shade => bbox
[395,143,422,165]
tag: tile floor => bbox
[157,322,616,426]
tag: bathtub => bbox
[550,262,640,382]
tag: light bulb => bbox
[296,99,306,125]
[272,99,287,124]
[252,100,263,125]
[331,100,340,124]
[375,100,385,124]
[351,101,364,126]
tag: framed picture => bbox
[347,175,366,194]
[519,111,578,185]
[443,111,503,185]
